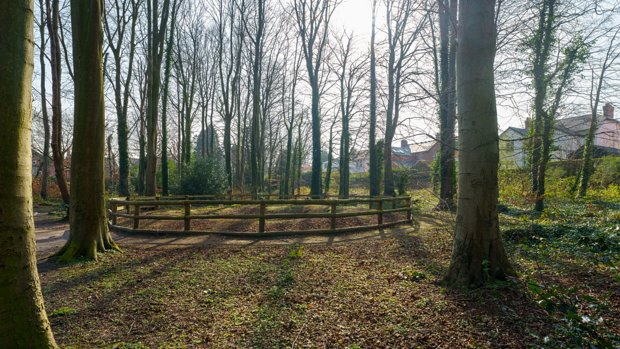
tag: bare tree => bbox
[330,31,367,198]
[436,0,457,210]
[382,0,428,197]
[38,0,52,200]
[576,26,620,197]
[144,0,172,196]
[46,0,71,205]
[293,0,341,198]
[103,0,141,196]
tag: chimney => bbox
[603,103,614,119]
[524,117,532,130]
[401,139,410,153]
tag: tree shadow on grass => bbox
[44,246,220,346]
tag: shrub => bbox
[395,169,411,195]
[174,157,228,195]
[591,156,620,188]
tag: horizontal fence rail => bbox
[107,195,414,237]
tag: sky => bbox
[329,0,527,147]
[333,0,374,41]
[30,0,618,153]
[330,0,620,147]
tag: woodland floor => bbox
[36,196,620,348]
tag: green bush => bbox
[174,157,228,195]
[591,156,620,188]
[395,170,410,195]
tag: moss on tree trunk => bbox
[0,1,58,346]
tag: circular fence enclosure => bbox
[108,195,414,237]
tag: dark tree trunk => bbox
[437,0,457,210]
[56,0,120,261]
[145,0,172,197]
[39,0,51,200]
[46,0,70,205]
[368,0,379,197]
[324,121,336,195]
[160,9,177,196]
[250,0,265,197]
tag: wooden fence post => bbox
[259,202,266,233]
[111,203,117,225]
[126,196,131,214]
[184,201,191,231]
[330,202,337,230]
[133,204,140,229]
[377,199,383,226]
[155,196,160,210]
[406,196,412,222]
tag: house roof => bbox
[392,147,411,155]
[569,144,620,159]
[502,113,619,140]
[507,127,527,136]
[556,113,619,134]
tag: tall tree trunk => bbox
[283,117,294,197]
[577,31,620,197]
[369,0,379,197]
[338,62,350,198]
[445,0,514,287]
[529,0,555,200]
[577,109,598,198]
[0,1,58,345]
[293,0,335,198]
[56,0,120,261]
[309,83,322,198]
[283,57,300,197]
[46,0,70,205]
[291,138,298,197]
[297,121,303,196]
[534,114,552,212]
[160,7,176,196]
[39,0,51,200]
[224,118,233,188]
[324,121,336,195]
[137,79,148,195]
[383,3,397,197]
[250,0,265,197]
[137,114,146,195]
[145,0,172,197]
[107,134,114,185]
[533,39,586,211]
[437,0,457,210]
[338,117,350,198]
[103,0,140,197]
[119,0,139,197]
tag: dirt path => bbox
[34,208,70,260]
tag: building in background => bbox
[500,102,620,168]
[323,140,441,173]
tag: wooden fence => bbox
[108,196,414,237]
